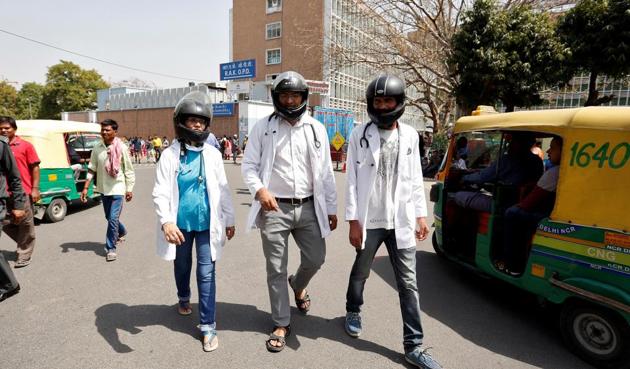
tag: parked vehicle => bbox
[16,120,101,222]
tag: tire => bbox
[560,301,630,369]
[44,198,67,223]
[432,231,445,257]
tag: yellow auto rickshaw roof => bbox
[453,107,630,233]
[14,120,101,169]
[16,120,101,136]
[454,107,630,134]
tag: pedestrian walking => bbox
[153,92,235,352]
[80,119,135,262]
[241,71,337,352]
[223,136,232,161]
[231,134,238,164]
[343,75,442,369]
[0,130,26,302]
[153,135,163,161]
[0,116,40,268]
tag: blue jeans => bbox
[174,230,216,332]
[101,195,127,251]
[346,229,424,351]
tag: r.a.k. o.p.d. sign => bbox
[220,59,256,80]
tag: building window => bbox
[266,22,282,39]
[266,48,281,65]
[266,74,279,83]
[266,0,282,13]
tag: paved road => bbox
[0,163,593,369]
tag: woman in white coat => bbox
[153,92,235,352]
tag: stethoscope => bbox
[359,121,374,149]
[266,113,321,149]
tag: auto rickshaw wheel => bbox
[560,301,630,369]
[44,198,67,223]
[432,231,445,258]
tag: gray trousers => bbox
[3,196,36,262]
[260,201,326,327]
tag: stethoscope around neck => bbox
[359,121,400,149]
[266,113,321,149]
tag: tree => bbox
[0,81,18,117]
[557,0,630,106]
[327,0,470,133]
[450,0,571,113]
[16,82,44,119]
[39,60,109,119]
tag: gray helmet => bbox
[366,74,406,129]
[271,71,309,121]
[173,91,212,144]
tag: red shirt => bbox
[9,136,40,195]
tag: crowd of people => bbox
[125,135,170,164]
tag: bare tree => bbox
[328,0,470,133]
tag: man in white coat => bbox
[344,75,442,369]
[241,71,337,352]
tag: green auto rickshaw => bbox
[16,120,101,222]
[430,107,629,369]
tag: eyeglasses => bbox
[185,117,206,126]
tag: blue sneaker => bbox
[404,348,443,369]
[344,312,362,338]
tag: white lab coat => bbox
[152,140,235,261]
[345,122,427,249]
[241,114,337,237]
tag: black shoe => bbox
[0,284,20,302]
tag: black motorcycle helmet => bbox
[271,71,309,121]
[366,74,406,129]
[173,91,212,145]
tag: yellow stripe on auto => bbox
[534,235,630,267]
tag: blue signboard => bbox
[219,59,256,80]
[212,103,235,117]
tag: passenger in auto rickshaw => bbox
[498,136,563,275]
[454,132,543,212]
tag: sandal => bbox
[202,330,219,352]
[266,325,291,353]
[288,275,311,313]
[177,301,192,316]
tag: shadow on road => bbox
[94,301,400,363]
[60,241,105,255]
[371,250,588,369]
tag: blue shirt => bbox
[176,150,210,232]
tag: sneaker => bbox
[202,330,219,352]
[405,348,443,369]
[106,250,117,262]
[345,312,362,338]
[14,259,31,268]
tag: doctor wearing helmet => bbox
[152,91,235,352]
[241,71,337,352]
[344,74,442,369]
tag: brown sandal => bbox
[266,325,291,352]
[288,275,311,313]
[177,301,192,316]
